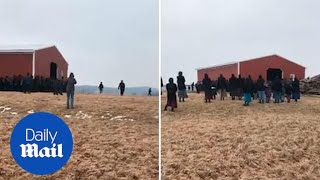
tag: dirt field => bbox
[0,92,158,180]
[162,93,320,179]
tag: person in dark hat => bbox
[164,78,178,112]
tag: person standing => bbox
[66,73,77,109]
[217,74,227,101]
[98,82,104,94]
[243,76,254,106]
[164,78,178,112]
[229,74,237,100]
[118,80,125,96]
[23,73,33,94]
[202,73,212,103]
[177,71,187,102]
[195,82,200,93]
[272,76,282,103]
[292,77,300,102]
[284,79,293,103]
[191,82,195,92]
[237,74,244,100]
[256,75,266,104]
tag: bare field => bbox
[162,93,320,179]
[0,92,158,180]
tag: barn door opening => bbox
[50,62,57,79]
[267,68,282,81]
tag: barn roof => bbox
[196,61,238,71]
[0,44,55,53]
[196,54,305,70]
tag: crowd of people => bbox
[0,73,130,109]
[163,72,301,111]
[0,73,66,94]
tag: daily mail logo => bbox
[21,129,62,158]
[10,112,73,175]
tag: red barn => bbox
[0,45,68,79]
[197,54,305,81]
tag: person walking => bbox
[164,78,178,112]
[66,73,77,109]
[148,88,152,96]
[118,80,125,96]
[98,82,104,94]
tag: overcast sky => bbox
[162,0,320,84]
[0,0,158,87]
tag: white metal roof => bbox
[0,44,54,53]
[196,61,238,70]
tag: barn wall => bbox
[197,63,238,81]
[0,53,33,77]
[240,55,305,80]
[35,46,68,79]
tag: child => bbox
[164,78,178,112]
[265,82,272,103]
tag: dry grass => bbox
[0,92,158,180]
[162,93,320,180]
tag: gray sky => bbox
[162,0,320,84]
[0,0,158,88]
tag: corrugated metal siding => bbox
[0,53,33,77]
[35,46,68,79]
[197,63,238,81]
[240,55,305,80]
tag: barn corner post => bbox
[32,51,36,78]
[237,62,240,76]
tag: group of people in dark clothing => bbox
[202,73,300,106]
[99,80,127,96]
[0,73,66,94]
[163,71,301,111]
[163,71,188,111]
